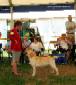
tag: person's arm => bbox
[65,21,68,32]
[9,31,17,44]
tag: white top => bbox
[65,21,76,33]
[30,42,43,52]
[59,40,68,50]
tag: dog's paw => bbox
[56,72,59,76]
[32,74,35,77]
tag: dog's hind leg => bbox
[32,66,36,76]
[49,59,59,75]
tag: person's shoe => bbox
[12,72,22,76]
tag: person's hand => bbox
[22,43,26,48]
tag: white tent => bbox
[0,0,75,49]
[0,0,74,6]
[0,0,75,24]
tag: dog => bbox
[25,48,59,76]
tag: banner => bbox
[0,3,74,13]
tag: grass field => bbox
[0,58,76,85]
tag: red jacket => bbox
[9,28,22,51]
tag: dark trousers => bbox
[20,51,29,64]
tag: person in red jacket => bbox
[9,21,22,76]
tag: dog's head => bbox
[25,48,36,58]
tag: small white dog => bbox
[25,48,59,76]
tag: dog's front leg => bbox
[32,66,36,77]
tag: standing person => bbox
[65,15,76,62]
[65,15,76,44]
[9,21,22,76]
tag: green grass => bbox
[0,58,76,85]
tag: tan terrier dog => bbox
[25,48,59,76]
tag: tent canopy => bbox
[0,0,74,6]
[0,0,75,13]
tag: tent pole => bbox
[10,6,14,28]
[8,0,14,28]
[75,1,76,44]
[75,0,76,19]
